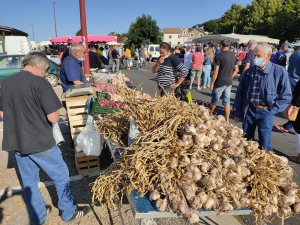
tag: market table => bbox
[106,140,259,225]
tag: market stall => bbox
[49,34,117,44]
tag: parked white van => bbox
[147,44,160,61]
[3,36,32,55]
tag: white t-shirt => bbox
[184,52,193,69]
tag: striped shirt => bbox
[156,54,189,86]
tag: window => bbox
[178,35,181,38]
[0,56,18,69]
[155,46,160,51]
[0,40,3,54]
[178,42,180,44]
[149,46,154,51]
[190,33,194,38]
[169,42,171,45]
[169,35,172,38]
[199,34,203,37]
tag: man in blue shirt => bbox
[233,43,292,151]
[60,42,88,92]
[274,43,300,133]
[241,40,257,76]
[271,43,288,67]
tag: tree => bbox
[76,29,81,36]
[127,14,161,47]
[218,4,244,34]
[108,31,127,42]
[203,19,220,34]
[246,0,281,35]
[268,0,300,42]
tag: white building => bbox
[163,28,185,47]
[163,27,208,47]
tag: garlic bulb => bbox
[169,192,181,202]
[169,157,178,169]
[188,213,200,224]
[294,202,300,213]
[280,205,292,216]
[200,162,210,173]
[203,197,215,210]
[149,189,160,201]
[284,187,298,197]
[156,198,167,211]
[198,191,208,204]
[191,196,202,209]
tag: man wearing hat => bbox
[274,43,300,134]
[184,46,193,80]
[271,43,288,67]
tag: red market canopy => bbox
[49,35,117,44]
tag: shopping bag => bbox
[76,115,103,156]
[283,104,300,121]
[53,123,64,144]
[128,116,141,147]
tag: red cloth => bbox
[237,51,246,60]
[191,52,204,69]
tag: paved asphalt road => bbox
[0,63,299,224]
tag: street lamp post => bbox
[79,0,90,74]
[53,2,58,37]
[29,24,34,41]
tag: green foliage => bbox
[76,29,81,36]
[269,0,300,42]
[127,14,161,48]
[219,4,244,34]
[108,31,127,42]
[203,20,219,34]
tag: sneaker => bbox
[189,86,192,89]
[201,85,206,89]
[206,85,210,88]
[67,206,91,222]
[197,86,201,90]
[41,205,52,224]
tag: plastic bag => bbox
[76,115,103,156]
[53,123,64,144]
[128,116,141,147]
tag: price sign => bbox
[181,28,189,37]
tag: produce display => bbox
[98,99,125,109]
[92,93,300,224]
[109,73,129,86]
[91,82,117,94]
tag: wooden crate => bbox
[62,94,100,175]
[75,151,100,175]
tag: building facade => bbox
[163,27,208,47]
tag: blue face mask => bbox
[254,58,265,67]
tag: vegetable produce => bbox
[92,82,117,94]
[92,93,300,225]
[109,73,129,86]
[98,99,125,109]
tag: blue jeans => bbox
[243,104,274,151]
[202,65,211,85]
[15,145,76,224]
[211,85,232,105]
[282,77,299,130]
[135,59,139,68]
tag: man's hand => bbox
[210,84,214,91]
[234,117,241,123]
[283,104,293,119]
[171,83,180,89]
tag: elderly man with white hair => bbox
[233,43,292,152]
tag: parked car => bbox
[147,44,160,61]
[0,54,60,86]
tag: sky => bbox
[0,0,253,42]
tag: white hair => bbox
[255,43,272,56]
[70,42,84,54]
[23,52,50,69]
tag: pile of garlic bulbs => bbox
[93,94,300,225]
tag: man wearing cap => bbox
[271,43,288,67]
[274,43,300,133]
[233,43,292,152]
[184,46,193,80]
[241,40,257,76]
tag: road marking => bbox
[0,169,106,198]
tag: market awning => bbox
[49,35,117,44]
[192,33,280,44]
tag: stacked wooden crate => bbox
[61,94,100,175]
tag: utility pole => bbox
[79,0,90,74]
[29,24,34,41]
[53,2,58,37]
